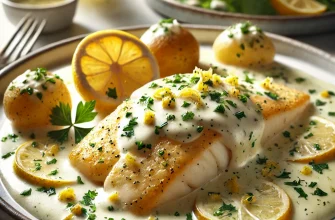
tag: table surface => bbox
[0,0,335,219]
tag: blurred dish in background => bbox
[2,0,77,33]
[147,0,335,35]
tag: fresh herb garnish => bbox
[126,112,132,118]
[106,88,117,99]
[214,104,225,113]
[328,112,335,116]
[309,161,329,174]
[182,101,191,108]
[256,155,268,165]
[77,176,85,184]
[294,187,308,199]
[295,77,306,83]
[46,158,57,165]
[20,188,32,196]
[284,179,302,186]
[135,141,152,150]
[37,187,56,196]
[139,96,154,111]
[1,152,14,159]
[48,169,58,176]
[234,111,246,119]
[121,117,138,138]
[213,202,237,217]
[166,114,175,121]
[308,182,317,188]
[182,111,195,121]
[197,126,204,133]
[275,170,291,179]
[312,188,328,197]
[282,131,291,138]
[264,92,278,100]
[226,100,237,108]
[48,101,98,144]
[149,82,158,88]
[80,190,98,206]
[315,99,327,106]
[238,94,248,103]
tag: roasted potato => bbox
[213,22,275,67]
[141,19,199,78]
[3,68,71,129]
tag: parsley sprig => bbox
[48,101,98,144]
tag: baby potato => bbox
[213,22,275,67]
[3,68,71,129]
[141,19,199,78]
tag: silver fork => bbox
[0,14,46,69]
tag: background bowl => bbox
[2,0,77,33]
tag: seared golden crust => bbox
[251,83,310,119]
[68,103,128,183]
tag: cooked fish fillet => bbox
[69,73,309,214]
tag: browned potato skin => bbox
[147,27,200,78]
[3,77,71,129]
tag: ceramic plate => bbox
[0,25,335,220]
[147,0,335,36]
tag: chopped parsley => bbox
[121,117,138,138]
[313,144,321,150]
[80,190,98,206]
[213,202,237,217]
[309,161,329,174]
[182,111,195,121]
[48,169,58,176]
[197,126,204,133]
[244,74,254,84]
[293,187,308,200]
[256,155,268,165]
[48,101,97,144]
[186,213,193,220]
[125,112,132,118]
[108,205,114,211]
[1,152,14,159]
[139,96,154,111]
[46,158,57,165]
[37,187,56,196]
[304,133,314,139]
[135,141,152,150]
[312,188,328,197]
[282,131,291,138]
[209,91,222,103]
[234,111,246,119]
[214,104,225,114]
[20,188,32,196]
[295,77,306,83]
[238,94,248,103]
[264,92,278,100]
[106,87,117,99]
[181,101,191,108]
[77,176,85,184]
[226,100,237,108]
[315,99,327,106]
[284,179,302,186]
[328,112,335,116]
[308,89,316,94]
[166,114,175,121]
[275,170,291,179]
[149,82,158,88]
[308,182,317,188]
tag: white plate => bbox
[0,25,335,220]
[147,0,335,36]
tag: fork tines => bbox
[0,14,46,68]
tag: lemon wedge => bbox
[194,191,239,220]
[14,141,75,187]
[72,30,160,113]
[288,116,335,163]
[241,181,291,220]
[271,0,327,15]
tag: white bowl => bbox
[2,0,78,33]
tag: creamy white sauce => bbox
[0,47,335,220]
[140,19,181,45]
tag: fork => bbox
[0,14,46,69]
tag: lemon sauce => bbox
[1,47,335,220]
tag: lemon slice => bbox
[288,116,335,163]
[271,0,327,15]
[241,181,291,220]
[72,30,160,113]
[14,141,75,187]
[194,191,239,219]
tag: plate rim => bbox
[0,24,335,220]
[150,0,335,21]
